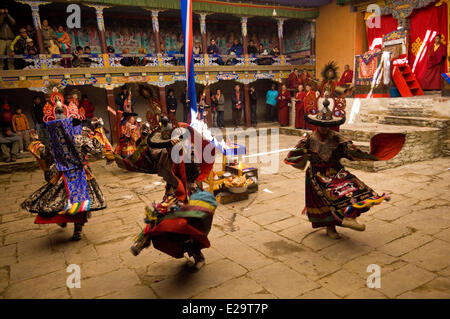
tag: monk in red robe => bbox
[294,84,306,129]
[287,68,301,91]
[303,84,315,130]
[420,35,447,90]
[277,84,291,126]
[337,64,353,86]
[300,70,312,87]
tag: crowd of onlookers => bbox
[1,8,282,70]
[0,93,96,162]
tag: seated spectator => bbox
[270,46,280,57]
[55,25,71,54]
[270,46,280,65]
[134,47,148,66]
[160,42,166,54]
[107,45,115,54]
[120,48,134,66]
[11,107,30,153]
[257,44,271,65]
[207,39,222,65]
[25,38,38,55]
[0,126,20,162]
[193,42,201,55]
[228,39,243,56]
[41,19,58,54]
[26,24,36,42]
[227,39,243,65]
[258,44,268,55]
[56,25,71,67]
[10,27,29,69]
[207,39,220,55]
[247,40,257,55]
[81,45,93,67]
[72,45,83,67]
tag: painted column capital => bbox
[151,10,160,33]
[199,12,208,35]
[276,18,285,39]
[241,16,248,38]
[86,5,111,32]
[15,0,50,29]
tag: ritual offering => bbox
[224,175,253,193]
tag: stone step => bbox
[279,123,443,171]
[443,139,450,157]
[365,114,450,129]
[387,108,433,118]
[0,153,38,174]
[353,141,370,153]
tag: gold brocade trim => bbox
[49,172,62,184]
[84,167,95,180]
[306,206,332,214]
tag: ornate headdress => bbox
[43,88,85,123]
[304,94,346,127]
[321,61,339,81]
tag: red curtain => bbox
[365,15,398,50]
[409,2,448,80]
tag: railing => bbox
[0,52,313,70]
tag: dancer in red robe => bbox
[285,96,405,239]
[277,84,291,126]
[294,84,306,129]
[419,35,447,90]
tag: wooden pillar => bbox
[105,88,117,144]
[199,13,208,54]
[243,83,251,128]
[277,18,285,55]
[159,86,167,115]
[241,17,248,56]
[205,84,212,127]
[92,5,109,54]
[152,10,161,54]
[26,1,46,54]
[310,19,316,66]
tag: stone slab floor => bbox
[0,134,449,299]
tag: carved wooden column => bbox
[310,19,316,66]
[205,84,212,127]
[243,83,251,127]
[159,86,167,116]
[105,88,117,144]
[241,17,248,56]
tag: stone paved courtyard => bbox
[0,134,449,299]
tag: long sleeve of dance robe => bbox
[284,131,405,228]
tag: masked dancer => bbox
[284,95,405,239]
[22,92,106,241]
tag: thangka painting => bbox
[354,50,382,86]
[67,17,311,56]
[283,20,312,55]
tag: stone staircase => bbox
[280,95,450,171]
[0,152,38,174]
